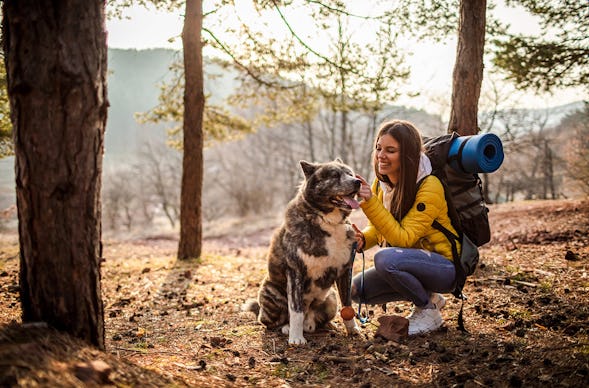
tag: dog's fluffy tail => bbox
[241,299,260,316]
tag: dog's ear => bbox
[335,157,343,164]
[300,160,318,179]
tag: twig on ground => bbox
[322,355,363,363]
[111,347,180,355]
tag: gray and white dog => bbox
[244,159,362,344]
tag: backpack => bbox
[422,132,495,331]
[423,132,491,249]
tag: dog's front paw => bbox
[288,334,307,345]
[283,324,308,344]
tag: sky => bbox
[105,4,586,113]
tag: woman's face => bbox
[376,133,401,183]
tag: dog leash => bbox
[350,242,369,324]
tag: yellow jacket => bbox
[360,175,459,261]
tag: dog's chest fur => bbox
[295,213,352,278]
[297,216,353,302]
[266,197,355,299]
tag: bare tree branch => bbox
[203,27,301,89]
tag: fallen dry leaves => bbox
[1,198,588,387]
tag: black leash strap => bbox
[349,242,368,324]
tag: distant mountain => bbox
[533,101,585,127]
[0,48,241,209]
[0,49,180,209]
[105,48,177,163]
[105,48,240,164]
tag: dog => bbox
[244,159,362,345]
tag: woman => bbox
[352,119,458,335]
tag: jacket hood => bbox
[417,152,432,182]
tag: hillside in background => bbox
[0,48,585,212]
[105,48,177,162]
[105,48,239,163]
[1,49,179,209]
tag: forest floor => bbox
[1,198,588,387]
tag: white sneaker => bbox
[407,307,443,335]
[430,293,446,310]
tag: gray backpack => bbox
[423,132,491,249]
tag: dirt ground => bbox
[1,198,588,387]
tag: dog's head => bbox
[299,159,361,213]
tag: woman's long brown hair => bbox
[373,120,423,220]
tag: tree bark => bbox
[178,0,204,260]
[448,0,486,136]
[2,0,107,349]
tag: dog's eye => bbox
[326,170,340,179]
[340,171,353,179]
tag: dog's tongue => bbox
[344,196,360,209]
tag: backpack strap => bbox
[419,175,462,261]
[446,135,469,173]
[432,219,467,294]
[433,219,470,332]
[431,220,460,262]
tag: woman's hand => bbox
[356,174,372,202]
[352,223,365,251]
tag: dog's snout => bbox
[353,178,362,189]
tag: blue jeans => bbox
[351,247,456,308]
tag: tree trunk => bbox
[544,140,555,199]
[305,119,316,162]
[2,0,107,349]
[482,173,492,203]
[448,0,486,136]
[178,0,204,260]
[339,110,348,162]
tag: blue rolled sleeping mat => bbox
[448,133,504,174]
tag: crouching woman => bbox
[352,120,457,335]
